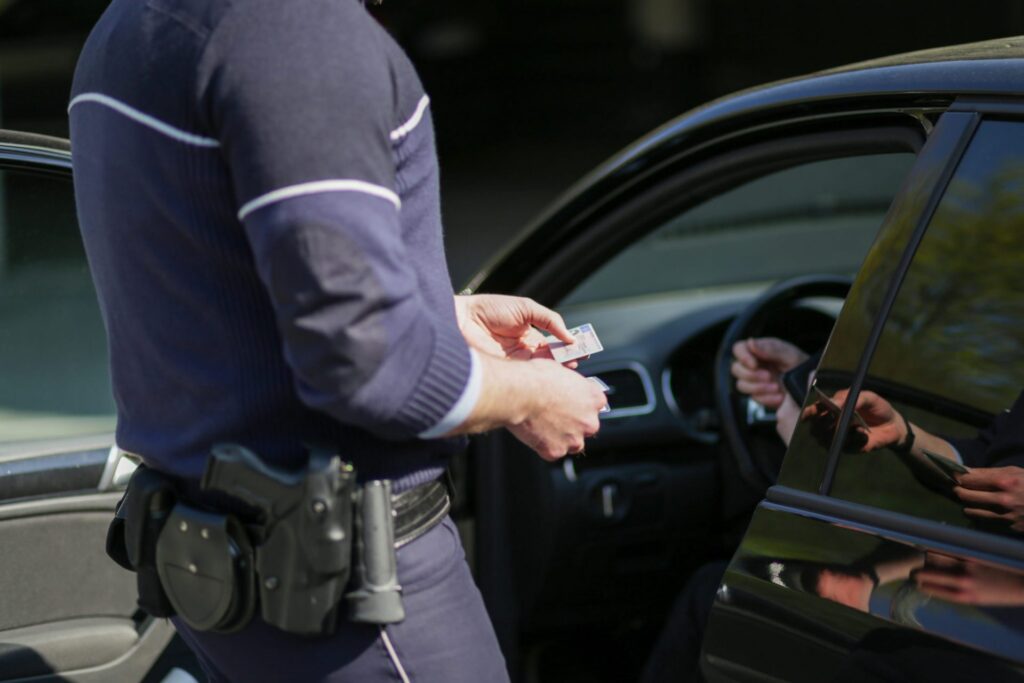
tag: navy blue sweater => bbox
[69,0,476,489]
[948,391,1024,469]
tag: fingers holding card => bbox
[546,323,604,364]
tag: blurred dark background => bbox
[2,0,1023,285]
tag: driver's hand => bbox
[775,391,800,446]
[806,388,905,452]
[731,337,808,410]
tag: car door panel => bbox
[0,139,178,682]
[704,504,1024,682]
[0,444,176,683]
[705,104,1024,681]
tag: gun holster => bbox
[203,444,357,635]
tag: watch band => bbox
[893,413,915,455]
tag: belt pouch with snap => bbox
[107,465,176,618]
[155,504,255,632]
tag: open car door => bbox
[0,131,181,682]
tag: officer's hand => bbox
[454,294,579,368]
[731,337,808,410]
[954,466,1024,532]
[507,360,606,461]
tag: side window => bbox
[822,119,1024,533]
[0,166,114,444]
[564,152,916,306]
[777,113,978,492]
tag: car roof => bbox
[468,35,1024,291]
[823,34,1024,73]
[582,34,1024,205]
[649,35,1024,151]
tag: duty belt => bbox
[106,444,450,636]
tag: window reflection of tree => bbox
[872,153,1024,414]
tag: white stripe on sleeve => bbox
[237,179,402,220]
[390,95,431,142]
[68,93,220,148]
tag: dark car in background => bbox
[2,36,1024,682]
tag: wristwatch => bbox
[892,413,915,455]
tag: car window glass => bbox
[823,119,1024,532]
[776,115,977,492]
[0,167,114,444]
[563,153,916,306]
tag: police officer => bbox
[69,0,607,680]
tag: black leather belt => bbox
[111,448,451,634]
[392,478,450,548]
[195,477,448,548]
[124,452,450,550]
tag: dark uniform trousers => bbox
[174,517,509,682]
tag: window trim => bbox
[767,484,1024,568]
[817,109,982,495]
[948,98,1024,117]
[0,138,72,177]
[511,121,927,303]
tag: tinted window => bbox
[564,153,916,306]
[0,167,114,444]
[777,113,978,492]
[824,119,1024,531]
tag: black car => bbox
[2,36,1024,682]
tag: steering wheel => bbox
[714,274,852,491]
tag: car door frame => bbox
[701,98,1024,682]
[0,131,177,683]
[465,108,933,678]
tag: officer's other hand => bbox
[454,294,580,368]
[507,360,606,461]
[916,552,1024,605]
[731,337,808,410]
[954,466,1024,532]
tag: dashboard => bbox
[561,287,839,453]
[502,285,842,639]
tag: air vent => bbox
[589,363,655,418]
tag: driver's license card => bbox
[811,386,871,431]
[923,449,970,478]
[548,323,604,363]
[587,375,612,413]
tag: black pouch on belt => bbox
[107,465,176,618]
[155,504,256,633]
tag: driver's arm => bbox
[731,337,808,410]
[731,336,810,446]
